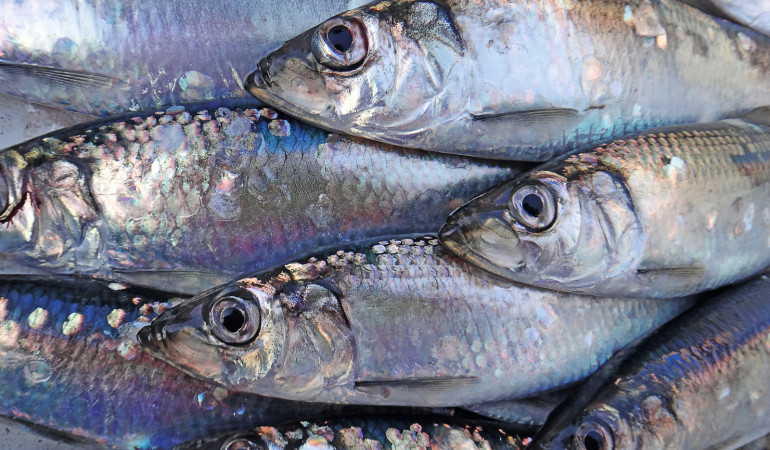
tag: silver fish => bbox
[0,101,517,294]
[246,0,770,161]
[683,0,770,37]
[441,112,770,298]
[533,273,770,450]
[0,0,362,115]
[139,238,693,406]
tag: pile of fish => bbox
[1,0,770,448]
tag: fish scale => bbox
[0,101,519,294]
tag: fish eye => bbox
[208,290,261,345]
[575,422,614,450]
[222,437,260,450]
[510,183,557,232]
[313,17,368,71]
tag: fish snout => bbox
[440,206,527,278]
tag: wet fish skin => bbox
[683,0,770,37]
[0,0,359,115]
[139,238,693,406]
[533,273,770,450]
[0,100,518,294]
[174,415,523,450]
[441,115,770,298]
[0,278,379,449]
[246,0,770,161]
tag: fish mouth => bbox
[440,207,527,279]
[137,322,167,361]
[244,62,271,102]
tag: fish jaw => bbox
[440,190,528,280]
[138,303,232,386]
[246,28,337,123]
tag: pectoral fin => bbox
[470,108,580,125]
[0,61,125,90]
[354,376,479,402]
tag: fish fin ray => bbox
[636,266,707,278]
[470,108,580,124]
[0,61,126,90]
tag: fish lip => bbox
[137,321,166,360]
[244,65,270,101]
[440,210,527,278]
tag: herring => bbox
[245,0,770,161]
[0,101,517,294]
[441,112,770,298]
[139,238,693,406]
[532,273,770,450]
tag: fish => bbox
[245,0,770,161]
[0,277,391,449]
[0,0,362,115]
[139,237,693,407]
[0,100,519,294]
[174,415,524,450]
[683,0,770,37]
[532,273,770,450]
[440,112,770,298]
[0,416,102,450]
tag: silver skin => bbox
[534,273,770,450]
[684,0,770,37]
[441,115,770,298]
[139,238,693,406]
[0,101,516,294]
[0,0,361,115]
[246,0,770,161]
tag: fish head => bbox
[441,161,644,293]
[546,396,682,450]
[139,277,356,401]
[246,0,468,147]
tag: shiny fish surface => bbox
[683,0,770,37]
[534,274,770,450]
[246,0,770,161]
[0,278,369,449]
[441,114,770,298]
[139,238,693,407]
[175,415,523,450]
[0,0,359,115]
[0,101,517,294]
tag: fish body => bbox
[0,278,366,449]
[441,114,770,298]
[534,273,770,450]
[684,0,770,37]
[0,101,517,294]
[246,0,770,161]
[175,415,523,450]
[139,238,693,406]
[0,0,358,115]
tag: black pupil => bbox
[583,430,604,450]
[221,306,246,333]
[328,25,353,52]
[522,193,544,217]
